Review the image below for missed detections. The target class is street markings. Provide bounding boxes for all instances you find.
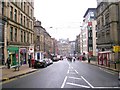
[66,82,90,88]
[94,87,120,88]
[61,76,68,88]
[67,70,69,74]
[75,70,78,74]
[61,61,94,88]
[62,61,120,88]
[81,76,94,88]
[68,76,82,80]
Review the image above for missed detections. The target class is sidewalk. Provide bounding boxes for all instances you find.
[82,60,119,72]
[0,64,38,82]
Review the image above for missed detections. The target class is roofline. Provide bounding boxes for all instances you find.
[83,8,96,18]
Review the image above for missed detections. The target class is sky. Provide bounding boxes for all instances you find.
[34,0,97,41]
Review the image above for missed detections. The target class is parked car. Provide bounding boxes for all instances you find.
[52,55,59,62]
[34,59,47,68]
[60,56,63,60]
[43,58,53,65]
[48,59,53,64]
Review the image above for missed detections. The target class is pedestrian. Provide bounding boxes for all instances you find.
[31,58,35,68]
[28,55,31,67]
[7,57,11,69]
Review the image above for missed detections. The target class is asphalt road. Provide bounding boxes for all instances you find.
[2,58,120,88]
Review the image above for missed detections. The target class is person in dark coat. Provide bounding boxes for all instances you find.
[7,57,11,69]
[28,55,31,67]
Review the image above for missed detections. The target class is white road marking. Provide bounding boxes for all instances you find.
[99,67,116,75]
[66,82,90,88]
[94,87,120,88]
[75,70,79,74]
[67,70,69,74]
[68,76,82,80]
[67,62,70,67]
[81,76,94,88]
[61,76,68,88]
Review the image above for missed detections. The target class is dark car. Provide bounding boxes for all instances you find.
[34,59,47,68]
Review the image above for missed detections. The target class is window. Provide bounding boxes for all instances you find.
[24,31,26,42]
[10,27,13,41]
[15,1,17,5]
[105,11,109,25]
[27,18,29,27]
[21,1,23,10]
[24,16,25,26]
[24,2,26,12]
[27,32,29,43]
[37,36,39,41]
[30,21,32,29]
[14,9,17,22]
[15,28,17,41]
[10,6,13,19]
[21,30,23,42]
[27,5,29,15]
[31,9,32,17]
[31,33,32,43]
[21,14,22,25]
[2,2,4,15]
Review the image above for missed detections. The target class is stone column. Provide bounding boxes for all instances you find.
[4,22,7,64]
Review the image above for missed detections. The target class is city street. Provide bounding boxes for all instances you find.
[2,59,120,88]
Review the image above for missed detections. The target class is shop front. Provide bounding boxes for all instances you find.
[20,48,27,65]
[7,46,19,66]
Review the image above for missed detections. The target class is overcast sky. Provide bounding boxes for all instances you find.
[34,0,97,41]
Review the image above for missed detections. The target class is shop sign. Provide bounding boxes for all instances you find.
[29,45,34,53]
[113,46,120,52]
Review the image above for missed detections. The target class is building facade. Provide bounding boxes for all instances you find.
[75,34,81,56]
[57,38,70,57]
[34,20,53,58]
[96,1,120,66]
[81,8,96,58]
[2,0,34,66]
[51,38,58,56]
[69,41,76,57]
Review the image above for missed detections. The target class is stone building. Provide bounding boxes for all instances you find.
[57,38,70,57]
[51,38,58,55]
[34,20,45,53]
[2,0,34,65]
[75,34,81,56]
[34,20,53,58]
[96,1,120,62]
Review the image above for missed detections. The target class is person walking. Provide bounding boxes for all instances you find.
[28,55,31,67]
[7,57,11,69]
